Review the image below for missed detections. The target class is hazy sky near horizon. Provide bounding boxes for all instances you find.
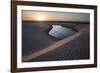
[22,10,90,22]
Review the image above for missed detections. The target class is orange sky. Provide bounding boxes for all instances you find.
[22,10,90,22]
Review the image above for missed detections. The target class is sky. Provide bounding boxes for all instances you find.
[22,10,90,22]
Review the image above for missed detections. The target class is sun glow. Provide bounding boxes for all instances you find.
[35,15,45,21]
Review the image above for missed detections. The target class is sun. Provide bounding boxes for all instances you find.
[35,15,45,21]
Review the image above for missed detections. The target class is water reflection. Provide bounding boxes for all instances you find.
[49,25,77,39]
